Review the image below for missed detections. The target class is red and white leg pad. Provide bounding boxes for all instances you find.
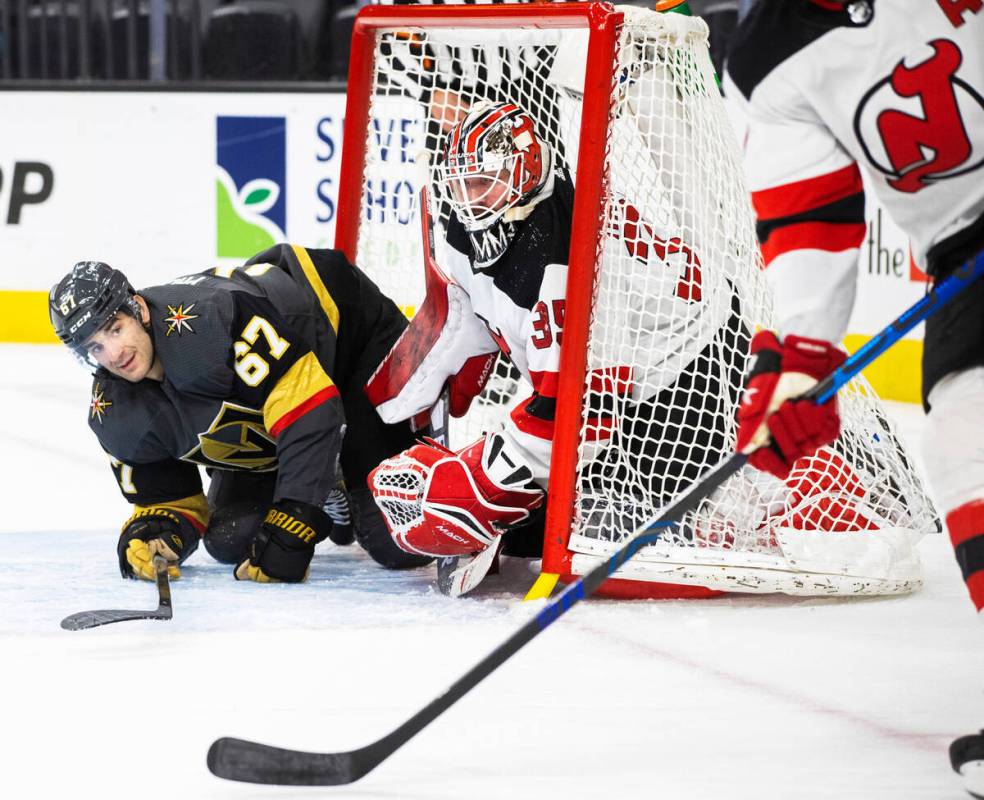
[369,433,544,558]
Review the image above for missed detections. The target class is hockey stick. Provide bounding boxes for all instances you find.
[207,251,984,786]
[60,555,173,630]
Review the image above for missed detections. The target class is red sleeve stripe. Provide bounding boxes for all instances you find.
[752,164,863,221]
[530,367,633,399]
[761,221,866,266]
[269,385,340,437]
[510,404,555,441]
[946,500,984,549]
[588,366,633,397]
[583,416,616,441]
[529,370,560,398]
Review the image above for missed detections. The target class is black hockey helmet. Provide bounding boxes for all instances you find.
[49,261,141,367]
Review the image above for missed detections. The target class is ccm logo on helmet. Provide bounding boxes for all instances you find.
[68,310,93,335]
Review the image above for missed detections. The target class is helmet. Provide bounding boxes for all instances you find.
[438,102,552,232]
[49,261,140,367]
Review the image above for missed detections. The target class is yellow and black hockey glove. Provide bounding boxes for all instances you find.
[234,500,333,583]
[117,508,199,580]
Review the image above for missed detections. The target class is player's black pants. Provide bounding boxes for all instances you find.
[922,213,984,409]
[503,295,747,558]
[203,470,428,570]
[580,297,746,522]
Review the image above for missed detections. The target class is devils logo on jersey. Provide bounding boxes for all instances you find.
[854,39,984,193]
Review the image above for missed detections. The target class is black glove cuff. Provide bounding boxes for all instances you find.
[245,532,314,583]
[242,501,333,582]
[117,508,199,578]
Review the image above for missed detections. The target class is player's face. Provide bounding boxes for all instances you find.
[83,298,159,382]
[447,165,514,226]
[454,167,512,209]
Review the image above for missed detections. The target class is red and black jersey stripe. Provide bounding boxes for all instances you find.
[752,164,867,266]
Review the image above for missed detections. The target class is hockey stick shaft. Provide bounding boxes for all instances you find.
[813,253,984,404]
[60,555,173,630]
[207,250,984,785]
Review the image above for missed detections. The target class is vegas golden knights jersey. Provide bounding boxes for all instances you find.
[90,244,410,531]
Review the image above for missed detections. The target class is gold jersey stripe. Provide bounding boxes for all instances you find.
[291,244,340,334]
[264,351,336,436]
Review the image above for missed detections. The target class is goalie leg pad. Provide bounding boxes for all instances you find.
[369,433,545,558]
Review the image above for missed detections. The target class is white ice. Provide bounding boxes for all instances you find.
[1,342,981,800]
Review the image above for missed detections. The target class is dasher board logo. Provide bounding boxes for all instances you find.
[216,116,287,258]
[854,39,984,194]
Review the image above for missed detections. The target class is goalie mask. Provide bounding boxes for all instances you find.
[49,261,142,369]
[438,102,553,267]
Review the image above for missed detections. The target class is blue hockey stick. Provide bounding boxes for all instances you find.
[207,250,984,786]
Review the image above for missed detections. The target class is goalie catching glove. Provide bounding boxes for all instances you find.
[234,500,333,583]
[736,331,846,479]
[368,433,544,557]
[117,508,199,580]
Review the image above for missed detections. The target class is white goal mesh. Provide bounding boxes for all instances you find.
[344,4,939,596]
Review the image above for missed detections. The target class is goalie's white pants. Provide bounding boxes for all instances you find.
[923,367,984,517]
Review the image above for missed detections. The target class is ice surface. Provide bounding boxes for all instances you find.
[1,343,981,799]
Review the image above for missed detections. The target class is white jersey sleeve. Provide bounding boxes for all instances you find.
[723,69,865,343]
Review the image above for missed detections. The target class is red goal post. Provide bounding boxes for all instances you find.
[337,2,623,593]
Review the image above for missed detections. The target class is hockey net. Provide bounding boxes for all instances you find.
[337,3,939,597]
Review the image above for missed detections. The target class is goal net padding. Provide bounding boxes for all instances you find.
[335,3,939,598]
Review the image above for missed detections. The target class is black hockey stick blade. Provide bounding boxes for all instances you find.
[60,556,173,630]
[207,738,379,786]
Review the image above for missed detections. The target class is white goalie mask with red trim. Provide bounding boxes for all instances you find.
[437,102,553,234]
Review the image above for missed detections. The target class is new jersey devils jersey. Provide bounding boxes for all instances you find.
[724,0,984,341]
[90,244,409,516]
[439,170,730,481]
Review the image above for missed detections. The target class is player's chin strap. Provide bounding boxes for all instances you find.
[206,250,984,788]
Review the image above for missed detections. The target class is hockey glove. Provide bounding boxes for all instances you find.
[735,331,846,479]
[117,508,199,580]
[368,433,545,557]
[234,500,332,583]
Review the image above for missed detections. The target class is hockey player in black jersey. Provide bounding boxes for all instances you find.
[49,244,431,583]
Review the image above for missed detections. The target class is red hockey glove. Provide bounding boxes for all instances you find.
[368,433,544,557]
[735,331,846,480]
